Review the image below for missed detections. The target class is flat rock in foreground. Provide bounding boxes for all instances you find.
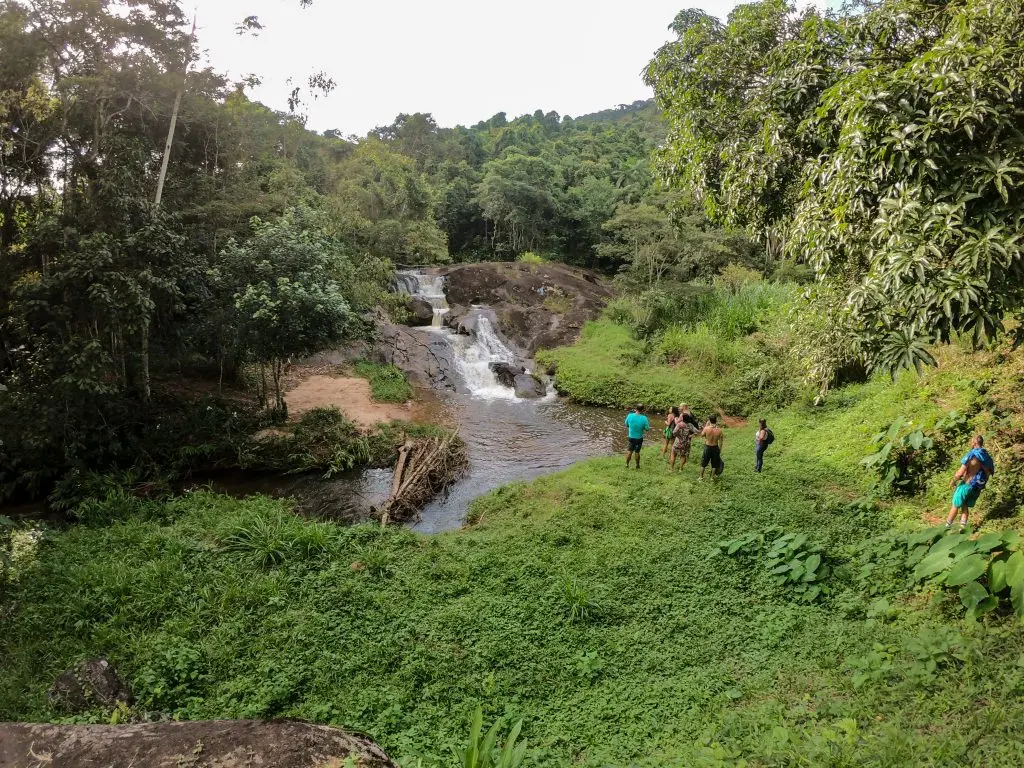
[0,720,398,768]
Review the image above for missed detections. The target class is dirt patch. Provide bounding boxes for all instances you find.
[285,374,420,430]
[0,720,397,768]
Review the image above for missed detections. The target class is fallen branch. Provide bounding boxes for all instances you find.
[380,434,467,525]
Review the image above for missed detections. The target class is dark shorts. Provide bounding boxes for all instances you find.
[701,445,721,469]
[628,438,644,452]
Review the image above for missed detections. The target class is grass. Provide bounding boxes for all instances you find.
[354,361,414,403]
[537,320,724,415]
[4,345,1024,766]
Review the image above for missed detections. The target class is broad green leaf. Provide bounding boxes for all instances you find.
[944,555,988,587]
[967,595,999,622]
[975,533,1004,552]
[928,534,967,556]
[958,580,988,609]
[1001,531,1022,550]
[914,551,956,581]
[1005,551,1024,589]
[804,553,822,573]
[989,558,1008,594]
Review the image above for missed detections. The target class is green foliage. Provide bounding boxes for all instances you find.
[516,252,546,265]
[911,528,1024,622]
[3,357,1024,764]
[648,0,1024,371]
[247,407,379,478]
[717,529,832,603]
[452,706,527,768]
[861,418,937,494]
[354,361,414,403]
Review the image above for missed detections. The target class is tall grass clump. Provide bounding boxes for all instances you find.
[354,361,414,403]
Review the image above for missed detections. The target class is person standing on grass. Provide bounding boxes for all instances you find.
[754,419,770,473]
[625,403,652,470]
[679,403,700,433]
[670,411,699,471]
[699,415,724,480]
[662,406,680,456]
[946,435,995,531]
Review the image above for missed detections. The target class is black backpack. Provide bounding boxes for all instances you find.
[765,428,775,446]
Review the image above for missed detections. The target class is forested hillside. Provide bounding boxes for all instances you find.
[1,0,752,504]
[5,0,1024,766]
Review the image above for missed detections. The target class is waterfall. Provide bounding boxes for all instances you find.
[448,315,520,400]
[396,271,521,399]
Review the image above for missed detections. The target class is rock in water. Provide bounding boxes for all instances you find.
[513,373,546,399]
[406,297,436,327]
[48,658,133,714]
[488,361,523,388]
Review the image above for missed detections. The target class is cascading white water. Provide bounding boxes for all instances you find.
[398,271,521,399]
[448,315,520,400]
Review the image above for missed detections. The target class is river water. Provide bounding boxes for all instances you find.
[205,273,629,532]
[398,271,627,532]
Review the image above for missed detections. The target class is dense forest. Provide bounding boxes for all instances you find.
[0,0,759,503]
[6,1,1024,765]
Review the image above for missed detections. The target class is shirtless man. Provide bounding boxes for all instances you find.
[699,414,724,480]
[946,435,995,531]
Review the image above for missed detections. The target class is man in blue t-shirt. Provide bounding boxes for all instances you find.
[946,435,995,530]
[624,404,652,469]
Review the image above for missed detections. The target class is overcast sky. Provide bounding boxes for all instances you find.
[190,1,832,136]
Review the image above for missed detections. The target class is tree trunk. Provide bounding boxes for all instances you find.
[140,319,151,403]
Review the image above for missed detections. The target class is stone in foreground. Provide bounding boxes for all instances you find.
[0,720,398,768]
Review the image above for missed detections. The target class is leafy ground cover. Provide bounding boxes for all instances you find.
[4,347,1024,766]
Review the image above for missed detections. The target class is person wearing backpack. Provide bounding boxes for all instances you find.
[755,419,774,473]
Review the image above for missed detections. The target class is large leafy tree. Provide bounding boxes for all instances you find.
[649,0,1024,374]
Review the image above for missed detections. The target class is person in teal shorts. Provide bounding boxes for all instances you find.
[946,435,995,531]
[624,404,652,470]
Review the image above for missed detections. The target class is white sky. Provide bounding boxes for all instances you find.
[190,1,831,136]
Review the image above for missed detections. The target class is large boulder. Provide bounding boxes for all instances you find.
[513,373,546,399]
[48,658,133,714]
[489,362,524,388]
[440,262,614,353]
[406,297,436,327]
[0,720,398,768]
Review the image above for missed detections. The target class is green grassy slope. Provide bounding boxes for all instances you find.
[4,347,1024,765]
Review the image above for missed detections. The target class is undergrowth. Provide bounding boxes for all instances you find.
[4,347,1024,765]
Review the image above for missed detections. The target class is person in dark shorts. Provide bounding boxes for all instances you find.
[699,415,724,480]
[624,404,652,469]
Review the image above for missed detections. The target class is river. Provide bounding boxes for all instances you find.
[199,272,630,532]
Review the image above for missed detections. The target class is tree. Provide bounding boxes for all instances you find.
[649,0,1024,375]
[219,209,355,412]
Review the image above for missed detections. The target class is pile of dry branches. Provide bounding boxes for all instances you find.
[379,434,468,525]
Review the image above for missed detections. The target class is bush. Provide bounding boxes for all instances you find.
[657,324,740,371]
[516,251,546,264]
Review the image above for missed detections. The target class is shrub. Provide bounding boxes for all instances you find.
[657,324,740,371]
[516,251,546,265]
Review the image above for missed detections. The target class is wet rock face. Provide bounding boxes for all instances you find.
[513,374,546,399]
[48,658,133,714]
[441,262,614,353]
[406,297,436,327]
[372,321,458,390]
[489,361,524,387]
